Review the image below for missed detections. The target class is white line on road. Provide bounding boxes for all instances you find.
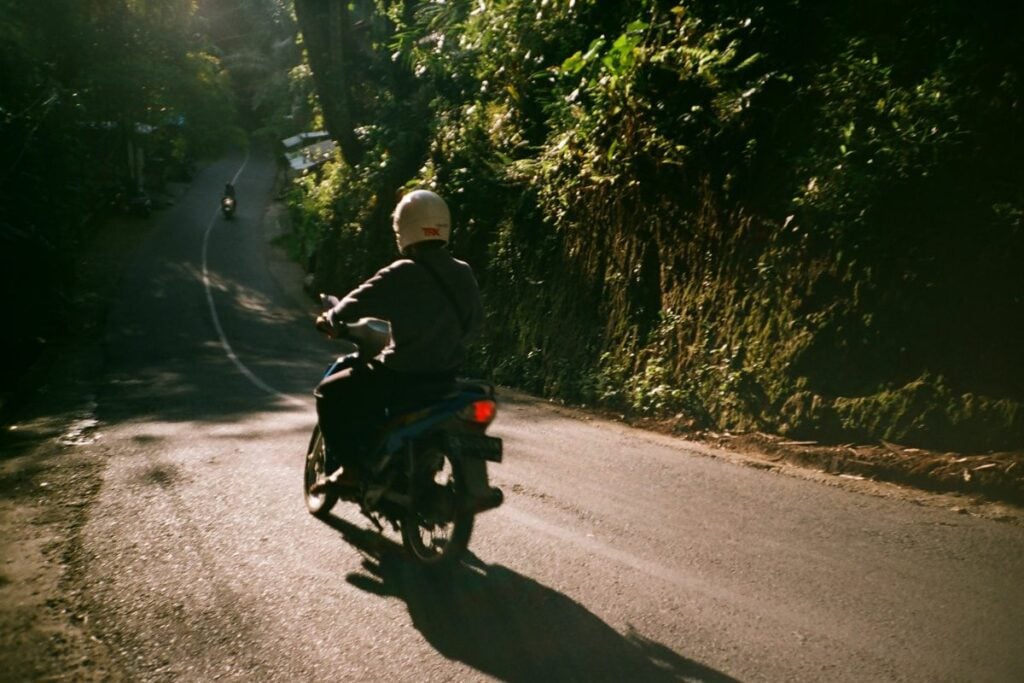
[201,150,306,408]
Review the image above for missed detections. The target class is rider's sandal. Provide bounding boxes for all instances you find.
[310,468,360,495]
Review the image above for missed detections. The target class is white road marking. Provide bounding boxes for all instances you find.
[201,150,305,408]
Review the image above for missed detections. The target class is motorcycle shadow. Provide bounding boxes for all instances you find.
[322,514,739,683]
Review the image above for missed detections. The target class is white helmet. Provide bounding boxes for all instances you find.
[392,189,450,252]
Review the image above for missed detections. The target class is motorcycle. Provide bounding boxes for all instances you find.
[303,296,504,566]
[221,195,236,219]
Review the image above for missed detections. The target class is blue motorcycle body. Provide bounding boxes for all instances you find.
[304,352,503,565]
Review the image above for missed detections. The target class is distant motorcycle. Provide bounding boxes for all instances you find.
[304,295,504,566]
[221,195,236,219]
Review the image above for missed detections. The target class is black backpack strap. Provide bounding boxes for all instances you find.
[416,258,469,334]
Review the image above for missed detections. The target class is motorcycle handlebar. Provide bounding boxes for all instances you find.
[315,314,337,338]
[314,294,334,336]
[316,294,390,355]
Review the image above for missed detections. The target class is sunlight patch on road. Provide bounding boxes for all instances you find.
[56,397,102,447]
[499,505,715,594]
[498,503,873,650]
[202,268,299,326]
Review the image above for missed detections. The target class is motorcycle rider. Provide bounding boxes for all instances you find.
[312,189,484,491]
[221,182,236,216]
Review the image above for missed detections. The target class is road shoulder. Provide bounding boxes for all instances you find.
[498,389,1024,525]
[0,210,161,679]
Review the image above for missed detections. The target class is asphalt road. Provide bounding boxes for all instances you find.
[58,153,1024,681]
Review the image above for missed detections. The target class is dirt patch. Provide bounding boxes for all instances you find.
[626,416,1024,514]
[728,433,1022,502]
[0,207,162,680]
[0,439,125,681]
[499,389,1024,516]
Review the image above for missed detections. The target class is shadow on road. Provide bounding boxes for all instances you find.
[322,514,740,683]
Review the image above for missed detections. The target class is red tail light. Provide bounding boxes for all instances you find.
[459,399,496,425]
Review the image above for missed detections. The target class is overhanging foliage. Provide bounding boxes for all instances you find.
[290,0,1024,450]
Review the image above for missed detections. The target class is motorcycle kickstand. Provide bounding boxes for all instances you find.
[358,505,385,534]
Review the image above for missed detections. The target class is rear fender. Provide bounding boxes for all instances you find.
[380,404,465,456]
[459,457,492,498]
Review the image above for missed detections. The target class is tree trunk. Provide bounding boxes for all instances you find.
[293,0,365,165]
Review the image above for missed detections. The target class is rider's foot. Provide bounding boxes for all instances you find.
[334,468,360,488]
[310,467,360,495]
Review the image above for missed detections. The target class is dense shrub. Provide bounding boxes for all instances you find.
[1,0,248,391]
[291,0,1024,450]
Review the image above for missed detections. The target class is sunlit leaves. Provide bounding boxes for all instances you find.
[287,0,1024,444]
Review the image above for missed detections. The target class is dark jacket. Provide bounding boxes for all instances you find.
[328,247,484,374]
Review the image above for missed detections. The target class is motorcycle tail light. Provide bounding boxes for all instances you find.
[459,399,496,425]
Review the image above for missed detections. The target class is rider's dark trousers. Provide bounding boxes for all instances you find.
[315,360,391,472]
[314,360,452,473]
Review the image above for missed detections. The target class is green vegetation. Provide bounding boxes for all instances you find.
[0,0,298,395]
[288,1,1023,452]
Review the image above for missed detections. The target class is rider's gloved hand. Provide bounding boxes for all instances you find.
[315,313,337,338]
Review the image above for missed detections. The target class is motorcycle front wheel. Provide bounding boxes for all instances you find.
[401,452,474,566]
[304,426,338,518]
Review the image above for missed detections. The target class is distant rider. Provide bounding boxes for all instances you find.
[312,189,484,490]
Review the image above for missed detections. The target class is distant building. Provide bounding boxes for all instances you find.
[281,131,338,174]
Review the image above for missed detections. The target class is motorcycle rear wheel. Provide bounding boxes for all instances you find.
[401,453,474,566]
[304,426,338,518]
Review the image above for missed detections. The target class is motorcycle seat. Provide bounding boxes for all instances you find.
[387,379,458,417]
[382,378,494,427]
